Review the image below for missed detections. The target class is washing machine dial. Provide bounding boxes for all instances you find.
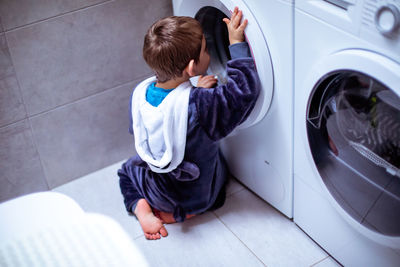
[374,4,400,37]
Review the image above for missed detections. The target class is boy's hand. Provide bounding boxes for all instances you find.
[223,7,248,45]
[197,75,217,88]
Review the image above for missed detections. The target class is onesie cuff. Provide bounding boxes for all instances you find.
[229,42,251,59]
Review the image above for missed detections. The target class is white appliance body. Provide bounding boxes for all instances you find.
[172,0,294,218]
[294,0,400,266]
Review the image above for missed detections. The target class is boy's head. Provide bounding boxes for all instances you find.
[143,16,205,83]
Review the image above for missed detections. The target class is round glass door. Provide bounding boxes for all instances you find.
[174,0,274,129]
[307,70,400,236]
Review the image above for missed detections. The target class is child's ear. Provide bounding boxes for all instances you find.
[184,59,196,77]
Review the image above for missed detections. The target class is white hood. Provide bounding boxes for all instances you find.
[131,76,192,173]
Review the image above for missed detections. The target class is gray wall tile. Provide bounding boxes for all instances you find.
[0,33,27,126]
[0,33,14,78]
[30,79,142,188]
[7,0,171,116]
[0,75,26,126]
[0,0,109,30]
[0,120,48,202]
[1,0,172,199]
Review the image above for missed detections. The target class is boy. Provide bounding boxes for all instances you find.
[118,7,260,240]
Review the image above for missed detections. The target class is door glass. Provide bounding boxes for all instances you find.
[307,71,400,236]
[195,6,231,84]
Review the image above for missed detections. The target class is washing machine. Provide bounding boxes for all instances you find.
[294,0,400,266]
[172,0,294,218]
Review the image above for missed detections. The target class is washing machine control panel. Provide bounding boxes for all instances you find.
[363,0,400,38]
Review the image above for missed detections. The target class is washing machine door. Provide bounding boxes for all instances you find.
[173,0,274,129]
[304,49,400,249]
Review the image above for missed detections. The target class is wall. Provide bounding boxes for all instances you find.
[0,0,172,202]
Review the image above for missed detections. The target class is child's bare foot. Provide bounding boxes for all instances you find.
[134,199,168,240]
[153,208,196,224]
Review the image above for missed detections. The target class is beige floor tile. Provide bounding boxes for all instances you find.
[134,212,265,267]
[53,160,144,239]
[215,189,328,267]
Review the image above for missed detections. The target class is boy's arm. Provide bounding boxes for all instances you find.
[192,57,260,140]
[192,8,260,140]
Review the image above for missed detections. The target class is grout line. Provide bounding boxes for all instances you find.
[27,117,51,190]
[226,177,248,198]
[4,0,113,33]
[30,73,152,119]
[309,255,329,267]
[310,255,343,267]
[226,187,245,198]
[213,211,267,267]
[0,73,152,129]
[294,222,344,267]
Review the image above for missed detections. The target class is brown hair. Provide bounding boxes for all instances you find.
[143,16,203,83]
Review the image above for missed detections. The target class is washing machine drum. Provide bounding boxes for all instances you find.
[307,70,400,237]
[174,0,274,129]
[195,6,231,84]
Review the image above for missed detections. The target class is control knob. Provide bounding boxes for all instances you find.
[374,4,400,37]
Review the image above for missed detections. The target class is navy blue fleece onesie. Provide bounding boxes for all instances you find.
[118,42,260,222]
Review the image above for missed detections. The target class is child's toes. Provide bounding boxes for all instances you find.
[149,232,162,240]
[145,233,155,240]
[160,226,168,237]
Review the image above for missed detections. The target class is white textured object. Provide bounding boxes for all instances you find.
[0,192,148,267]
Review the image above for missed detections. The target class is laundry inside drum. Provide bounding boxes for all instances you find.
[333,74,400,177]
[306,70,400,236]
[195,6,231,84]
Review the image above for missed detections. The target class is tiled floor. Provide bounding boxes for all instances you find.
[53,160,342,267]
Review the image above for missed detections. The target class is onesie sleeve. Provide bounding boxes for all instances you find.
[229,42,251,59]
[191,52,261,141]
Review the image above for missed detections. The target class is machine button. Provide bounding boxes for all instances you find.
[374,4,400,37]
